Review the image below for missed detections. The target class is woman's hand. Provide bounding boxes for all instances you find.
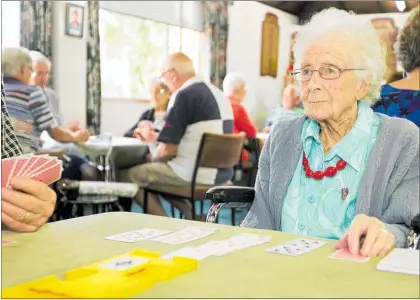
[1,177,56,232]
[336,214,395,257]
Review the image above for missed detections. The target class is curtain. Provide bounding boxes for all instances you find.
[20,1,53,87]
[203,1,229,90]
[86,0,102,135]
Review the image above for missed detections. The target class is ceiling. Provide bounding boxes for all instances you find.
[258,1,419,22]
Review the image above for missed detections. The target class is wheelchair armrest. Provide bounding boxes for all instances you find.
[205,186,255,204]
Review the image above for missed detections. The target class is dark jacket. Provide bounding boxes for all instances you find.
[124,109,155,137]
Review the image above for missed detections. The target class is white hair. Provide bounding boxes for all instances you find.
[30,51,51,68]
[293,8,387,105]
[1,46,32,77]
[223,73,246,95]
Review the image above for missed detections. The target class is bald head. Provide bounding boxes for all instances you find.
[165,52,195,75]
[162,52,196,92]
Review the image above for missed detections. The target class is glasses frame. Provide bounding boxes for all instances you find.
[291,66,365,82]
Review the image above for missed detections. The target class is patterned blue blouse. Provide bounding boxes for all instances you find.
[373,84,420,127]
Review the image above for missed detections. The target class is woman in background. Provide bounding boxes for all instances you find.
[373,6,420,127]
[263,84,304,133]
[124,77,171,137]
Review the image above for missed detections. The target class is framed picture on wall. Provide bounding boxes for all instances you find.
[65,3,84,38]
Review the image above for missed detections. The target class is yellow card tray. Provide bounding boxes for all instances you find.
[2,249,198,298]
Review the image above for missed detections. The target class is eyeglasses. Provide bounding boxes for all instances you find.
[160,68,175,80]
[291,65,365,82]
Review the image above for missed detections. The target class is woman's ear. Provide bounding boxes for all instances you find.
[355,79,369,100]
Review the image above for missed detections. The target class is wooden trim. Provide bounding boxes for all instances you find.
[102,97,151,104]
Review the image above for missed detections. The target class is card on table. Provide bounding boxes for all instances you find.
[266,238,327,257]
[105,228,172,243]
[151,226,217,245]
[212,233,271,256]
[162,246,212,261]
[1,154,63,187]
[328,248,370,263]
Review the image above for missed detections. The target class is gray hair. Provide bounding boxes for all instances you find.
[223,73,246,95]
[1,46,32,77]
[30,51,51,69]
[396,6,420,73]
[293,8,387,106]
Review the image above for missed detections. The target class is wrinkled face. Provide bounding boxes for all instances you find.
[297,32,369,122]
[31,61,49,89]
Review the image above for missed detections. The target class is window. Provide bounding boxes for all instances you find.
[99,9,203,99]
[1,0,21,47]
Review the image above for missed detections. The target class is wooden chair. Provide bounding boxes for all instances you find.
[143,133,245,220]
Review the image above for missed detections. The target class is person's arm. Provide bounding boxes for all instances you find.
[382,129,419,248]
[236,105,258,138]
[153,90,190,162]
[124,109,153,137]
[240,130,275,229]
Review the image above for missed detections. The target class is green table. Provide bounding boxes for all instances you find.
[2,212,419,298]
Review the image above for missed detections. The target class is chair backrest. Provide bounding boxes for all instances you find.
[195,133,245,169]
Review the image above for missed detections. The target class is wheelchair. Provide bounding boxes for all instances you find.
[204,186,420,250]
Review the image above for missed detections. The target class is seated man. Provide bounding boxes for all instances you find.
[122,53,234,218]
[29,51,100,181]
[2,47,89,157]
[1,80,56,232]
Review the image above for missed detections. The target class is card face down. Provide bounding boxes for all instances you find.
[328,248,370,263]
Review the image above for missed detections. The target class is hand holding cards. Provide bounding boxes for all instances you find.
[1,154,63,187]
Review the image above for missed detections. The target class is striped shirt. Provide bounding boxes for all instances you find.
[3,77,57,153]
[1,80,23,159]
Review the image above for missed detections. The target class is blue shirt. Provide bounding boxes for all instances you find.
[281,102,380,239]
[266,106,304,127]
[373,84,420,127]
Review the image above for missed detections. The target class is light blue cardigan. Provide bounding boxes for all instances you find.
[242,114,420,248]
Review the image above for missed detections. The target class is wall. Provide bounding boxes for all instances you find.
[12,2,407,134]
[227,1,299,128]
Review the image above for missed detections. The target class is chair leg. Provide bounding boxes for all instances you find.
[171,205,176,217]
[231,208,236,226]
[190,198,196,220]
[143,189,148,214]
[200,201,204,214]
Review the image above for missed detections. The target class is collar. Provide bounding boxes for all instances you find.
[303,102,375,171]
[2,77,24,85]
[179,75,203,91]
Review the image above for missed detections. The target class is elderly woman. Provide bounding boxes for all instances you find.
[223,73,258,161]
[124,77,171,138]
[263,84,304,132]
[241,8,419,258]
[373,6,420,127]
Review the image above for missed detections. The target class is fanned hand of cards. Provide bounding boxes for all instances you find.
[1,154,63,187]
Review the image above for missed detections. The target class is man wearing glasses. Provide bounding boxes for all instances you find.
[123,53,234,218]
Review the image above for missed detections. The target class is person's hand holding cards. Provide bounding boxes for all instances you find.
[335,214,395,258]
[1,177,56,232]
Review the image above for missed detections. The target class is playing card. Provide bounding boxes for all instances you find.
[1,159,15,187]
[2,240,16,246]
[213,233,271,256]
[266,238,327,257]
[19,155,50,177]
[99,256,149,271]
[162,246,212,261]
[105,228,171,243]
[28,162,62,185]
[23,156,57,177]
[9,157,32,183]
[328,248,370,263]
[151,226,217,245]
